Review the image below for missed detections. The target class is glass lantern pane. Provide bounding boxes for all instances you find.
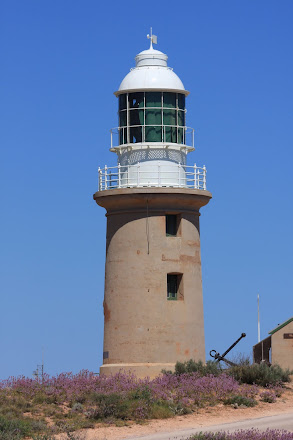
[164,126,177,143]
[163,109,176,126]
[119,127,127,145]
[163,92,176,108]
[178,94,185,110]
[145,126,162,142]
[119,94,127,110]
[145,92,161,107]
[145,108,161,125]
[129,109,144,126]
[178,110,185,127]
[130,126,142,143]
[119,110,127,127]
[178,127,184,144]
[128,92,144,108]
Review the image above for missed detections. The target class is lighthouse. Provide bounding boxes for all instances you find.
[94,32,212,378]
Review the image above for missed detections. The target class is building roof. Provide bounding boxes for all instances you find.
[115,43,188,96]
[269,317,293,335]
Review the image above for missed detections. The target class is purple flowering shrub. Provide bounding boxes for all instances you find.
[0,370,285,436]
[0,371,241,408]
[188,429,293,440]
[260,390,277,403]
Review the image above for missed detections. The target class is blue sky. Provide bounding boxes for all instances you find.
[1,0,292,379]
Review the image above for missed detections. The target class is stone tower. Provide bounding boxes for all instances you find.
[94,33,212,378]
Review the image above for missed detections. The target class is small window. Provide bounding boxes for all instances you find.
[167,274,183,300]
[166,214,179,236]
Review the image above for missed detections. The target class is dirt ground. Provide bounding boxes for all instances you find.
[59,383,293,440]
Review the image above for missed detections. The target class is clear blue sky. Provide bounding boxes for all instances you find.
[1,0,292,379]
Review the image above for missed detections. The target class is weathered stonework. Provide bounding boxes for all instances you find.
[94,187,212,378]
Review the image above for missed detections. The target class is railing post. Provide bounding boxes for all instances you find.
[98,167,102,191]
[158,162,161,187]
[194,163,197,189]
[178,162,181,187]
[137,162,140,187]
[203,165,206,190]
[118,163,121,188]
[105,165,108,190]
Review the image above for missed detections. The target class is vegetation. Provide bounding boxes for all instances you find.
[223,395,257,407]
[228,363,292,387]
[0,359,290,438]
[169,360,222,376]
[167,359,291,388]
[187,430,293,440]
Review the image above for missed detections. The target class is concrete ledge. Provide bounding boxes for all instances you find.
[93,187,212,212]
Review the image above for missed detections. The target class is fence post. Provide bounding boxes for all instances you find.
[203,165,206,190]
[194,163,197,189]
[98,167,102,191]
[105,165,108,190]
[118,163,121,188]
[158,162,161,187]
[137,162,140,187]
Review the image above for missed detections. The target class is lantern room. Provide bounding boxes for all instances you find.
[98,32,207,191]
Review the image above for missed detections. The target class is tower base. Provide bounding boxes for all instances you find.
[100,363,175,379]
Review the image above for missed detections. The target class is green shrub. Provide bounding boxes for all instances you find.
[129,386,152,402]
[228,363,292,386]
[86,393,130,420]
[224,395,257,407]
[0,415,32,438]
[148,402,173,419]
[70,403,83,413]
[174,360,222,376]
[33,393,58,405]
[260,390,276,403]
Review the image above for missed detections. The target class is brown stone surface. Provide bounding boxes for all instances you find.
[94,188,212,378]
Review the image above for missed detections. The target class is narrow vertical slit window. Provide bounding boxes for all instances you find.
[167,274,183,300]
[166,214,179,236]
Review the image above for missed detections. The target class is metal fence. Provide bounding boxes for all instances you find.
[110,126,195,149]
[97,163,207,191]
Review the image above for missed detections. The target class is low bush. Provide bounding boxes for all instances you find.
[228,363,292,386]
[0,415,33,439]
[187,429,293,440]
[260,390,277,403]
[223,395,257,407]
[173,360,222,376]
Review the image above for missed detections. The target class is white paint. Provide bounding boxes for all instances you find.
[116,45,188,95]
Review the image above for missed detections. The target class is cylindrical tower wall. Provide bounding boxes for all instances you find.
[94,188,211,377]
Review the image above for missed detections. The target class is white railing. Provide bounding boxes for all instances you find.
[110,126,195,149]
[97,163,207,191]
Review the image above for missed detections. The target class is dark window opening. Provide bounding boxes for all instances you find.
[166,214,179,236]
[167,274,183,300]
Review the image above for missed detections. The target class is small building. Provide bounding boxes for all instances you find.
[253,317,293,371]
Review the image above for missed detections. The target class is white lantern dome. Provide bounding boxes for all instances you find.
[115,46,188,96]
